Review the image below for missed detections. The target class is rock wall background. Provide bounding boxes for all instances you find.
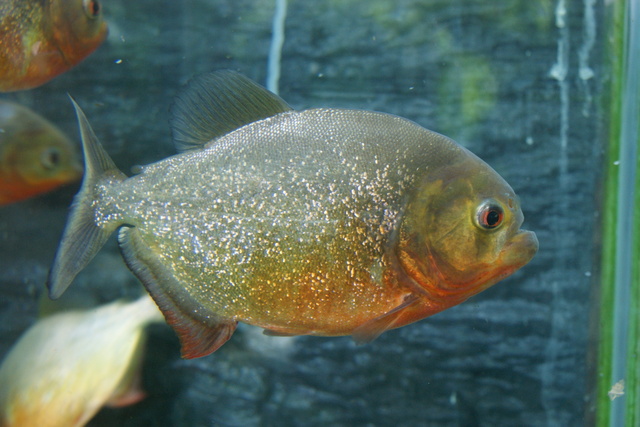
[0,0,606,425]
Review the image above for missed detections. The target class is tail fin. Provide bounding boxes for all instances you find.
[47,98,127,299]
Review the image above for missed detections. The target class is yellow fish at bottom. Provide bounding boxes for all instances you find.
[0,295,162,427]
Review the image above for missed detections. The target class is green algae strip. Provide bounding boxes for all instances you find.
[597,0,640,425]
[627,10,640,422]
[629,150,640,424]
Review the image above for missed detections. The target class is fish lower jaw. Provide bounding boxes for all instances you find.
[504,229,539,260]
[421,262,520,304]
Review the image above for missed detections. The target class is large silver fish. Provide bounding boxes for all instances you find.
[48,71,538,358]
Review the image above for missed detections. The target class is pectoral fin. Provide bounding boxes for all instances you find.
[118,227,237,359]
[352,295,421,344]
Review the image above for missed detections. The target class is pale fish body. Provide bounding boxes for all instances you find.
[48,71,538,358]
[0,100,82,205]
[0,295,162,427]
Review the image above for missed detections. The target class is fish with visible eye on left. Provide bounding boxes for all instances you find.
[0,0,108,92]
[0,100,82,205]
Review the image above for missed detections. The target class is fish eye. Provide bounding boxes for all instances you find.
[476,201,504,230]
[83,0,101,18]
[41,148,61,170]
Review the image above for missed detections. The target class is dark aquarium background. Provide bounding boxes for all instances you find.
[1,0,622,425]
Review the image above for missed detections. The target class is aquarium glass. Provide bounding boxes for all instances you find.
[0,0,637,426]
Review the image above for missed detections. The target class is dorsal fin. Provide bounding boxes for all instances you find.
[169,70,293,153]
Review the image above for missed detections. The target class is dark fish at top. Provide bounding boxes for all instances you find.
[0,0,107,92]
[48,71,538,358]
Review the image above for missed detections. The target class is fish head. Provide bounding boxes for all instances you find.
[397,152,538,304]
[10,129,83,189]
[48,0,108,65]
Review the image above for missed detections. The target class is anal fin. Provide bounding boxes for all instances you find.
[118,226,237,359]
[352,294,421,345]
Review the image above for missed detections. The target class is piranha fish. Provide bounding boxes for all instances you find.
[0,294,163,427]
[0,0,107,92]
[48,71,538,359]
[0,101,82,205]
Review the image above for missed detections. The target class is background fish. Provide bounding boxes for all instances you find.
[0,294,163,427]
[0,0,107,92]
[0,100,82,205]
[48,71,538,359]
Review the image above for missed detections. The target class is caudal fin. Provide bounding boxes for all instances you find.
[47,98,126,299]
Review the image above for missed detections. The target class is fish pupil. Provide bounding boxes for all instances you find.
[41,148,61,170]
[476,202,504,230]
[485,210,501,227]
[84,0,101,17]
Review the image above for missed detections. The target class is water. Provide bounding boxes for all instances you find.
[0,0,627,425]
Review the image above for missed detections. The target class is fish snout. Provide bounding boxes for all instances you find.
[505,229,538,264]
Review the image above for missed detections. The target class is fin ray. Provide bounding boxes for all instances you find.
[47,98,126,299]
[352,295,421,344]
[118,227,237,358]
[169,70,293,153]
[106,372,147,408]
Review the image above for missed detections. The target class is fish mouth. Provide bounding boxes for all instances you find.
[454,229,538,297]
[430,228,538,300]
[503,229,538,265]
